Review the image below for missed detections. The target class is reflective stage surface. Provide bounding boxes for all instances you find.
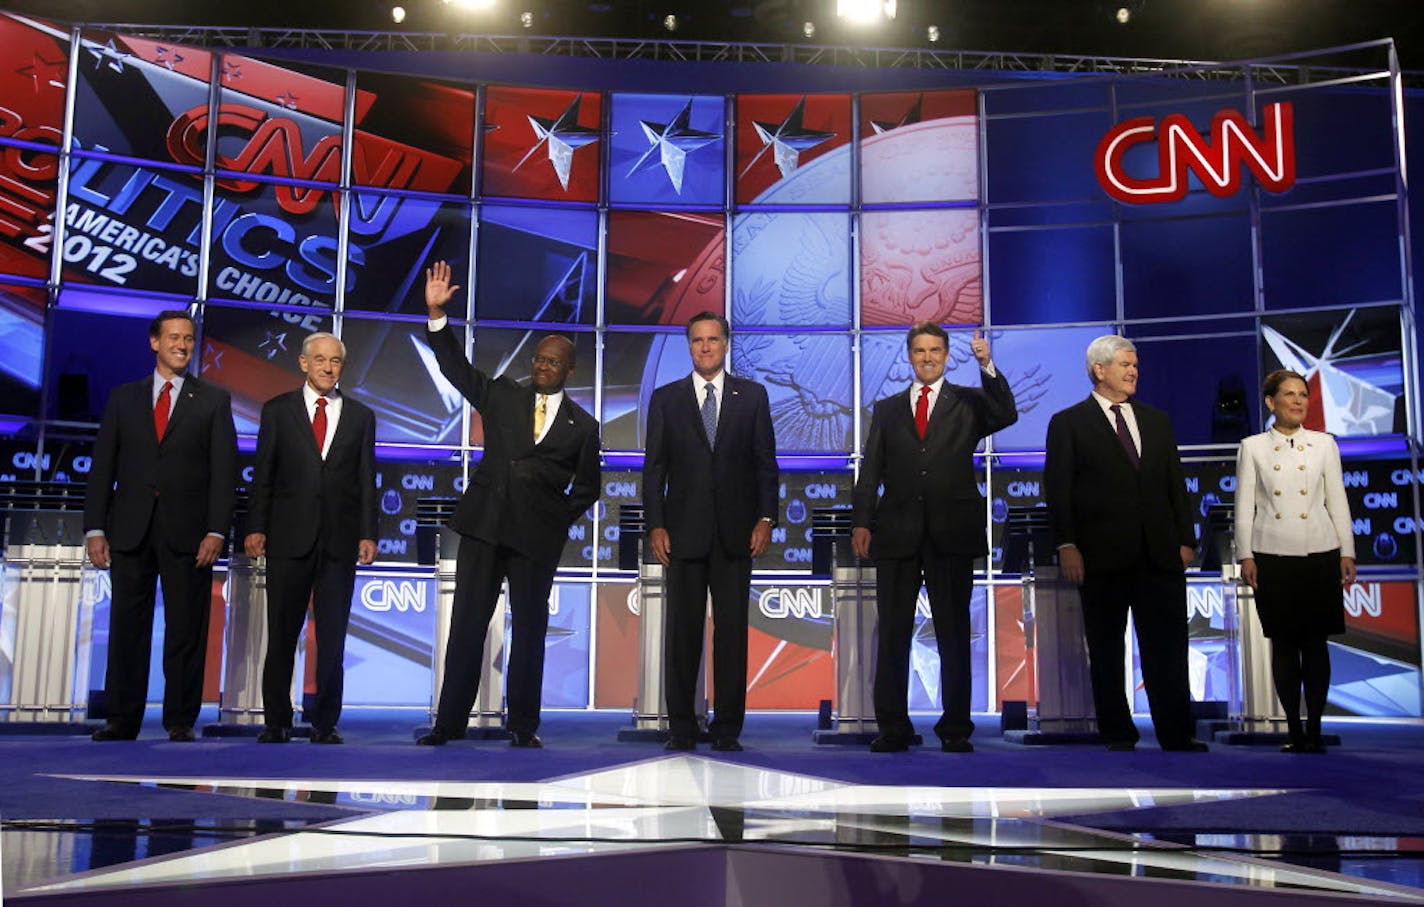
[7,756,1424,901]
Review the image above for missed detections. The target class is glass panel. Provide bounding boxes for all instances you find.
[1122,212,1254,318]
[212,54,350,186]
[0,280,46,419]
[201,303,333,432]
[482,87,602,203]
[732,211,850,327]
[73,27,214,164]
[1133,332,1261,445]
[608,93,725,206]
[984,110,1115,204]
[735,93,850,206]
[474,204,597,323]
[732,331,852,453]
[861,209,980,327]
[1262,202,1403,310]
[352,71,475,196]
[988,225,1117,325]
[345,192,472,318]
[606,210,723,326]
[207,176,342,310]
[339,315,465,446]
[860,89,978,205]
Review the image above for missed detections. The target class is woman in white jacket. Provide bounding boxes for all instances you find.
[1234,370,1356,754]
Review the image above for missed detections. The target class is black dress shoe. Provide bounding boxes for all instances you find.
[416,727,449,746]
[310,728,344,745]
[940,736,974,753]
[1162,739,1209,752]
[92,723,138,742]
[167,726,196,743]
[664,734,696,751]
[510,732,543,748]
[869,736,909,753]
[1282,738,1327,754]
[710,737,743,752]
[257,726,292,744]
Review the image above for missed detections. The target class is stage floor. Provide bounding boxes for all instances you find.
[4,710,1423,904]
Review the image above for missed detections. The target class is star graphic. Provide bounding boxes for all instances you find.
[512,94,600,191]
[742,96,836,181]
[26,759,1392,900]
[201,341,224,374]
[222,60,243,82]
[1261,310,1396,435]
[626,98,720,194]
[275,90,300,110]
[870,94,923,135]
[86,38,130,74]
[16,51,66,93]
[258,329,289,361]
[154,45,185,71]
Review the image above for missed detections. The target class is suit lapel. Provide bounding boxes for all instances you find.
[161,375,199,442]
[926,383,961,437]
[288,391,322,459]
[1083,396,1138,469]
[682,375,713,451]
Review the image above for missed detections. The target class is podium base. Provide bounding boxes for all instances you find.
[0,720,101,736]
[412,725,512,742]
[812,729,920,746]
[202,723,312,739]
[1214,727,1343,747]
[1003,729,1101,746]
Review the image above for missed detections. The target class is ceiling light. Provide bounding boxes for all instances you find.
[1116,7,1131,24]
[927,24,940,43]
[663,14,679,32]
[391,5,406,23]
[802,20,816,38]
[442,0,497,11]
[520,10,534,27]
[836,0,896,24]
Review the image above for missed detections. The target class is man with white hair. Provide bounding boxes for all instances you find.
[1043,334,1206,752]
[245,331,378,745]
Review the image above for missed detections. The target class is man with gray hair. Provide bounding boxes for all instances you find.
[245,330,378,744]
[1043,334,1206,752]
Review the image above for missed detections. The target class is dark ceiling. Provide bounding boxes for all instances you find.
[3,0,1423,70]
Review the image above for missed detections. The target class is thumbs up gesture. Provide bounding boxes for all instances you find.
[970,329,991,366]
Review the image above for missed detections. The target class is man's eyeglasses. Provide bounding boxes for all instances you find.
[531,355,566,369]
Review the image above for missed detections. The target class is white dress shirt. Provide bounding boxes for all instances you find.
[693,370,725,424]
[1090,390,1141,456]
[152,371,185,415]
[533,390,564,444]
[1233,427,1355,559]
[303,383,342,460]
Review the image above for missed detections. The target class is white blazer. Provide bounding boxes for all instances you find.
[1233,428,1355,560]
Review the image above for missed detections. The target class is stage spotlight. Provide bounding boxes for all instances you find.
[1116,6,1131,24]
[520,10,534,27]
[836,0,896,24]
[442,0,497,11]
[391,5,406,23]
[927,24,940,43]
[663,13,678,32]
[803,20,816,38]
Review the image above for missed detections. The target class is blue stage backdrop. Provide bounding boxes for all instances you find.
[0,11,1417,716]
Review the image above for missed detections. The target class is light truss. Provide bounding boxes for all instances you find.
[76,24,1412,86]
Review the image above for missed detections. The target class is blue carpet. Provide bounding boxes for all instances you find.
[3,709,1421,836]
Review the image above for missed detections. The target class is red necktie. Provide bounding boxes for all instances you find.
[313,397,328,454]
[153,380,172,441]
[915,384,931,439]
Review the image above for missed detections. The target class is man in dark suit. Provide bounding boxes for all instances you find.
[851,324,1016,753]
[1044,334,1207,752]
[244,332,378,745]
[644,311,778,753]
[84,310,237,742]
[416,260,601,748]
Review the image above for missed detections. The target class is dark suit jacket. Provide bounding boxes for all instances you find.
[852,369,1017,559]
[84,374,237,553]
[1044,395,1195,574]
[245,389,378,560]
[644,374,778,559]
[426,323,601,565]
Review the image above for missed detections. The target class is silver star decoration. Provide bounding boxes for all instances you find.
[201,341,224,373]
[742,96,836,181]
[871,94,923,135]
[222,60,243,82]
[275,90,300,110]
[513,94,600,191]
[154,45,185,71]
[626,98,720,194]
[87,38,130,74]
[24,759,1395,900]
[258,329,289,361]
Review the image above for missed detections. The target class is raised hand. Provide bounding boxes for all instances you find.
[970,328,991,366]
[425,260,461,317]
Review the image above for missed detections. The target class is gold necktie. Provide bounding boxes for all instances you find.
[534,395,547,441]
